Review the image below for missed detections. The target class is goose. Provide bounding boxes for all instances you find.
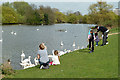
[37,29,39,31]
[60,41,63,46]
[21,50,25,62]
[34,57,39,66]
[72,42,75,47]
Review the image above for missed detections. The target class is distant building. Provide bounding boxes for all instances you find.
[113,8,120,15]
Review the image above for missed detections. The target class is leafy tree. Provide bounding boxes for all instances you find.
[66,14,78,24]
[87,1,117,27]
[13,2,30,16]
[55,11,66,23]
[44,13,49,25]
[2,6,18,24]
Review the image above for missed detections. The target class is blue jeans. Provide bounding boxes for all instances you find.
[96,42,98,45]
[38,59,50,67]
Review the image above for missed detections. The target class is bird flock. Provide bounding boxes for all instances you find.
[2,29,87,69]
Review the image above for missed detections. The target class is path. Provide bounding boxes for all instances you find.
[108,32,120,36]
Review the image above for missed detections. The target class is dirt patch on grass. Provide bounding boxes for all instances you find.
[108,32,120,36]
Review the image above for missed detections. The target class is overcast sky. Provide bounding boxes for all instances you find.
[1,0,119,2]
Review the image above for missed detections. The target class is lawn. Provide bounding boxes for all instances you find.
[3,32,118,78]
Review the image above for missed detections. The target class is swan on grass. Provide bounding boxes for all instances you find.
[34,57,39,66]
[20,51,35,69]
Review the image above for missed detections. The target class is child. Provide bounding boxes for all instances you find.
[88,28,92,50]
[52,50,60,65]
[95,32,99,46]
[89,30,94,53]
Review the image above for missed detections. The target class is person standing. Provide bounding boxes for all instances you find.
[89,30,94,53]
[95,26,109,46]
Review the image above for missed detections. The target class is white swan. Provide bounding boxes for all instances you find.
[34,57,39,66]
[60,41,63,46]
[65,30,67,32]
[21,50,25,62]
[2,30,3,33]
[0,39,2,42]
[72,42,75,47]
[13,32,17,35]
[37,29,39,31]
[11,31,14,34]
[21,56,31,64]
[81,46,84,49]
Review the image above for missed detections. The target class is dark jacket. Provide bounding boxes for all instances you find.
[90,33,94,40]
[97,26,108,34]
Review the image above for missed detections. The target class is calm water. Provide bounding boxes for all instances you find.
[2,24,91,70]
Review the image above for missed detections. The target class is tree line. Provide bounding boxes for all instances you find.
[1,1,119,27]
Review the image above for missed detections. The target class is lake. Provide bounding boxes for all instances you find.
[2,24,92,70]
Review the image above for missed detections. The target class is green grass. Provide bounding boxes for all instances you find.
[109,27,120,33]
[4,34,118,78]
[3,27,118,78]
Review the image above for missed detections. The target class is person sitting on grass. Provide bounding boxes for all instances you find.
[94,32,99,46]
[52,50,60,65]
[37,43,50,69]
[89,30,94,53]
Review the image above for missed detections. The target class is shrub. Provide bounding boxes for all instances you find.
[2,62,15,75]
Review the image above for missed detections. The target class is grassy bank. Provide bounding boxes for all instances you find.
[3,29,118,78]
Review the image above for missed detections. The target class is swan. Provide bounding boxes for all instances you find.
[65,30,67,32]
[37,29,39,31]
[21,50,25,62]
[0,39,2,42]
[81,46,84,49]
[2,30,3,33]
[77,46,80,49]
[60,41,63,46]
[11,31,14,34]
[72,42,75,47]
[21,56,31,64]
[34,57,39,66]
[13,32,17,35]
